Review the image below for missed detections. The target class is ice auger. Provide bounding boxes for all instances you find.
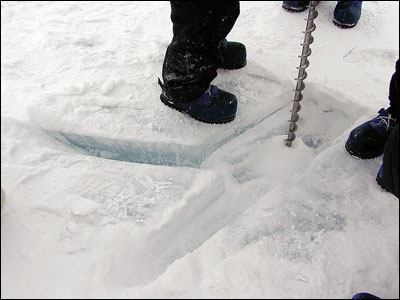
[285,1,319,147]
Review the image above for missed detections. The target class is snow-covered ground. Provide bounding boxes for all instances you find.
[1,1,399,298]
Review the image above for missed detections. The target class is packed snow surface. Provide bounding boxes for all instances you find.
[1,1,399,298]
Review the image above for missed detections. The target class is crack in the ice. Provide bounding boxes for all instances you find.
[48,102,288,168]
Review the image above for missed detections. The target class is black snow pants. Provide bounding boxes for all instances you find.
[382,59,399,198]
[161,1,240,103]
[383,124,399,198]
[388,60,399,121]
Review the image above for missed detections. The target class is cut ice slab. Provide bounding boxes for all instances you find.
[28,61,289,167]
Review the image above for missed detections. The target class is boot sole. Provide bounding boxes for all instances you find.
[333,19,358,29]
[220,61,247,70]
[345,142,382,160]
[160,94,236,124]
[282,4,309,12]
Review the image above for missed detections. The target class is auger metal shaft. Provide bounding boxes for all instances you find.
[285,1,318,147]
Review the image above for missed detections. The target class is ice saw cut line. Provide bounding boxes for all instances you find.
[285,1,318,147]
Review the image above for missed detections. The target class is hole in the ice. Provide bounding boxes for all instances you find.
[303,136,323,149]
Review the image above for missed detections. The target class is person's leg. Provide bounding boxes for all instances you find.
[161,1,240,104]
[345,59,399,158]
[377,124,399,198]
[388,59,399,121]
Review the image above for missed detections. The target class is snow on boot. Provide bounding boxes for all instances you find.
[220,39,247,70]
[282,1,310,12]
[345,108,398,159]
[333,1,362,28]
[159,79,237,124]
